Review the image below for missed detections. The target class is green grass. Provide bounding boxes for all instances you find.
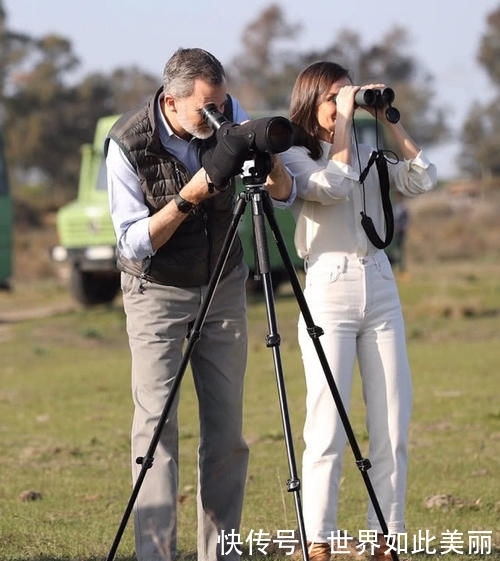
[0,260,499,560]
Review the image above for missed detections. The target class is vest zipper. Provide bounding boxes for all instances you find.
[173,161,211,279]
[173,162,184,192]
[201,208,211,281]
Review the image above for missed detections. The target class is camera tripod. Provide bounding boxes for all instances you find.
[106,161,399,561]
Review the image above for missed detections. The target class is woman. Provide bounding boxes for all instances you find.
[280,62,437,560]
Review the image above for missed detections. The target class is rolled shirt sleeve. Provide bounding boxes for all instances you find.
[106,139,154,260]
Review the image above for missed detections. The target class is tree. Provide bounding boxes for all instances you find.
[1,1,449,193]
[0,0,33,117]
[227,5,447,148]
[296,27,448,146]
[478,7,500,85]
[4,32,83,186]
[227,4,301,110]
[459,6,500,178]
[104,66,159,114]
[1,2,158,193]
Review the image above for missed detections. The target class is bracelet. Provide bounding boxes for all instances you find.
[205,171,215,194]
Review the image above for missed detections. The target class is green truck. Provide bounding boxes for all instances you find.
[51,115,302,306]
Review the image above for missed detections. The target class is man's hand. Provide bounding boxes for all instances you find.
[264,154,293,202]
[201,134,249,190]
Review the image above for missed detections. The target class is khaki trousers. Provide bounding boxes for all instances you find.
[121,263,249,561]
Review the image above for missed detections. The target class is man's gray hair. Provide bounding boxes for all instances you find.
[162,48,226,98]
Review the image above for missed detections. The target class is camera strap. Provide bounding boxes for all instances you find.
[359,150,394,249]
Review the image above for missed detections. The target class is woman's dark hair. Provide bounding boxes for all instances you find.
[289,61,351,160]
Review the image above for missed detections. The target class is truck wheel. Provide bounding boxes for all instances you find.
[70,267,120,306]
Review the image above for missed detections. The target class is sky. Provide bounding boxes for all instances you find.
[5,0,500,180]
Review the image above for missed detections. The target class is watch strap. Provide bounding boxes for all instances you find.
[174,194,196,214]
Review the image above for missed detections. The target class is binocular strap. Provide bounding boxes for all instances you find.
[359,150,394,250]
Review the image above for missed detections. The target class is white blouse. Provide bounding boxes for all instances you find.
[280,140,437,259]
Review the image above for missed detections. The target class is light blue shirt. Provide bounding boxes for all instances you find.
[106,95,296,260]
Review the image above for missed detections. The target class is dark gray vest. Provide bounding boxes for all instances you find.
[105,88,243,287]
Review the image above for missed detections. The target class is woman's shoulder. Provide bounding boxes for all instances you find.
[282,144,310,158]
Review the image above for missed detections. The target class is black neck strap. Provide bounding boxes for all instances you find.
[359,150,394,250]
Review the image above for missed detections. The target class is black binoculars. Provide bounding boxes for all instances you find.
[354,87,400,123]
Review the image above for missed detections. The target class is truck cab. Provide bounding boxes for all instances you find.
[51,116,121,305]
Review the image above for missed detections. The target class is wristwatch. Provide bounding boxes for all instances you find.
[174,194,196,214]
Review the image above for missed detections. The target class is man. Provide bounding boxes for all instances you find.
[105,47,294,561]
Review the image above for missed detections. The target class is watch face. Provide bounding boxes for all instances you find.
[175,194,195,213]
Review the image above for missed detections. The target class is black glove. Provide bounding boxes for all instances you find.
[201,133,249,191]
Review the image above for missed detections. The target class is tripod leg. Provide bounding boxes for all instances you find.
[262,193,400,561]
[106,194,249,561]
[249,189,310,561]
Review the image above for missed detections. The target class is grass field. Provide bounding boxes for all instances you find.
[0,257,499,561]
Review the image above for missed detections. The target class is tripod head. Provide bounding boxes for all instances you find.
[243,151,275,187]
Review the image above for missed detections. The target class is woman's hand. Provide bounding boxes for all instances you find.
[334,85,360,121]
[356,83,396,122]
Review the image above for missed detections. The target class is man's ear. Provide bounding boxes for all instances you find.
[164,94,177,113]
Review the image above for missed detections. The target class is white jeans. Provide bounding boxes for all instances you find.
[298,251,412,540]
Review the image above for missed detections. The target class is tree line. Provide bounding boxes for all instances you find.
[0,2,498,197]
